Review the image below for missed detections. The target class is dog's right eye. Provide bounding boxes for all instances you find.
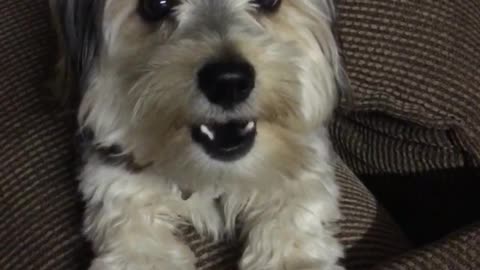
[138,0,177,22]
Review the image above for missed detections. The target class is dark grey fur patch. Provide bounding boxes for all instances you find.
[52,1,151,173]
[54,0,105,109]
[76,128,153,173]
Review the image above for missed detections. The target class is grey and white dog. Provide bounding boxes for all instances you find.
[50,0,346,269]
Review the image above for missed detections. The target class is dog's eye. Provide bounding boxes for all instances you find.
[253,0,282,12]
[138,0,177,22]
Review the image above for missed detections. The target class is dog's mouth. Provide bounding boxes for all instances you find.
[191,119,257,162]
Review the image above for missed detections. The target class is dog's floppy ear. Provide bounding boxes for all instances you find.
[327,1,351,104]
[50,0,105,110]
[304,0,351,101]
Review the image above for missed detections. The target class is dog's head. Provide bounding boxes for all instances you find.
[51,0,346,184]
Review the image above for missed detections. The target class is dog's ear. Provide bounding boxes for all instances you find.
[327,1,352,105]
[49,0,105,110]
[304,0,351,102]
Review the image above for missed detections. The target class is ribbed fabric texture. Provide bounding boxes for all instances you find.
[374,222,480,270]
[0,1,90,270]
[330,113,467,175]
[335,0,480,166]
[331,0,480,262]
[335,159,411,270]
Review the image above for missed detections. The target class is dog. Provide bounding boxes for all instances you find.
[50,0,347,269]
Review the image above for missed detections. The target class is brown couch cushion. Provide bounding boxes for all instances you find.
[331,113,469,175]
[0,1,90,270]
[332,0,480,245]
[336,159,411,269]
[335,0,480,165]
[374,222,480,270]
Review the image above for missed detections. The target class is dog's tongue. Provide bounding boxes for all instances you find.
[191,120,256,161]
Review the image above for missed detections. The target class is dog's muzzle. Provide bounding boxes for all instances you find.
[191,119,256,162]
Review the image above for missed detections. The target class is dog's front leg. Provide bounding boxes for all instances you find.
[239,184,344,270]
[86,200,196,270]
[86,201,196,270]
[81,167,196,270]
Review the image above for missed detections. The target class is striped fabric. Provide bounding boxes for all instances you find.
[334,0,480,169]
[332,0,480,246]
[335,159,411,270]
[0,1,91,270]
[330,113,468,175]
[374,222,480,270]
[330,0,480,263]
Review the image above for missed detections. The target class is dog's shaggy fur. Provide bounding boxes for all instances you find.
[50,0,346,269]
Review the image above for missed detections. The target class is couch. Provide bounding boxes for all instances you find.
[1,0,478,269]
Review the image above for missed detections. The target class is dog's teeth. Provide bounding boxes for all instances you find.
[244,121,256,133]
[200,125,215,141]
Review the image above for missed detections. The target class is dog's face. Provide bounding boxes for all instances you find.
[52,0,344,184]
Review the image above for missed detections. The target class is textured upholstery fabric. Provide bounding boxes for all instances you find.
[332,0,480,245]
[335,159,411,270]
[0,1,91,270]
[374,222,480,270]
[335,0,480,164]
[330,113,469,175]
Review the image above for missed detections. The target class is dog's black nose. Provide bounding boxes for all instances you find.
[197,60,255,109]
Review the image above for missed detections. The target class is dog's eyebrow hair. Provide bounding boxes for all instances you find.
[55,0,105,108]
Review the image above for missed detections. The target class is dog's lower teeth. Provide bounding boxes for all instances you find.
[200,125,215,140]
[243,121,256,133]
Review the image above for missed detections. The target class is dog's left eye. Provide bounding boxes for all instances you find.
[252,0,282,12]
[138,0,177,22]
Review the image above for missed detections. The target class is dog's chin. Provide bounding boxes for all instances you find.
[191,119,257,162]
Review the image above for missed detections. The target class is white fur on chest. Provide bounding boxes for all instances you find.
[80,140,338,237]
[79,134,342,270]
